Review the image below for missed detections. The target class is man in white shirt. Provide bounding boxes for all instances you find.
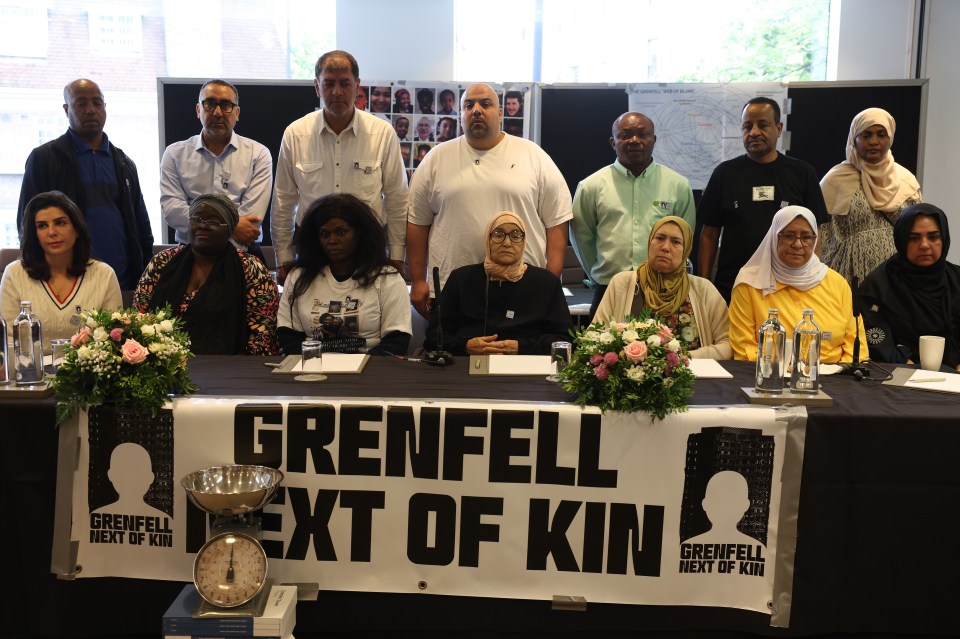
[271,50,409,280]
[407,83,572,319]
[160,79,272,252]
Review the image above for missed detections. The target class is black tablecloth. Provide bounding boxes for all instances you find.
[4,357,959,638]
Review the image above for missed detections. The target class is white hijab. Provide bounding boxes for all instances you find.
[733,206,829,297]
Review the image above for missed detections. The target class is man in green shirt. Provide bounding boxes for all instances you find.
[571,111,696,317]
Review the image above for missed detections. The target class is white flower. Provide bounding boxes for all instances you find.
[155,310,166,320]
[626,366,645,382]
[647,335,661,347]
[666,338,681,352]
[599,332,615,344]
[681,326,697,342]
[93,327,108,342]
[642,319,656,327]
[583,331,601,342]
[159,319,174,333]
[111,312,123,320]
[663,377,675,387]
[679,312,691,324]
[85,316,99,328]
[77,345,94,360]
[622,329,639,342]
[141,324,156,336]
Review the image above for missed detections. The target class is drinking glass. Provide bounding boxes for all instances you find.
[295,339,327,381]
[546,341,573,382]
[49,338,71,373]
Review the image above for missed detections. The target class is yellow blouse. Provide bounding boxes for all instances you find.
[728,269,868,363]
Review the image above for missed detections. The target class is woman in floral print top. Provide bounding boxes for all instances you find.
[134,194,279,355]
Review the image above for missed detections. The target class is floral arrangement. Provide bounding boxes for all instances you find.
[556,312,696,420]
[51,306,198,424]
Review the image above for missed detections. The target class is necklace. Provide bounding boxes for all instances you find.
[48,277,77,301]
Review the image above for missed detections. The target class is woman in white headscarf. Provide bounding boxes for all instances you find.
[728,206,867,363]
[819,107,922,285]
[424,212,572,355]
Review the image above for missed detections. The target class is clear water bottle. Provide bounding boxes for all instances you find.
[0,312,9,384]
[790,308,821,394]
[13,301,43,386]
[755,308,786,393]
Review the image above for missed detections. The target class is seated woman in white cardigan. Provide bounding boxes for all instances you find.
[592,216,732,359]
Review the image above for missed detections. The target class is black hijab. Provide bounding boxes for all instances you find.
[148,194,247,354]
[860,203,960,366]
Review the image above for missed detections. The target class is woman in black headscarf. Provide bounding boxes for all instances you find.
[859,203,960,369]
[134,193,279,355]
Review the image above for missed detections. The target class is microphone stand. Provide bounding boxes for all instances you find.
[423,266,454,366]
[841,275,871,380]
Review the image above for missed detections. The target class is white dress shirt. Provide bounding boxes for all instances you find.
[270,109,409,265]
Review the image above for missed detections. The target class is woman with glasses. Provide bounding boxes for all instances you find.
[819,108,922,286]
[424,212,572,355]
[728,206,866,362]
[858,203,960,369]
[276,193,411,355]
[2,191,121,353]
[591,216,731,359]
[134,193,279,355]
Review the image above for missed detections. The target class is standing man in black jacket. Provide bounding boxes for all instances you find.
[17,78,153,290]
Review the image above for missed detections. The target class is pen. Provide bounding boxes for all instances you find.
[909,377,946,383]
[263,362,282,368]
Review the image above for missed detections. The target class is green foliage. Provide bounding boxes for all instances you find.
[556,310,696,420]
[51,306,198,424]
[679,1,830,82]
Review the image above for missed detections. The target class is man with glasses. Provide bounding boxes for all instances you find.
[698,97,827,302]
[160,79,272,257]
[271,50,408,281]
[17,78,153,290]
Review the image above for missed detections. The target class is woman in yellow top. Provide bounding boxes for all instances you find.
[729,206,867,362]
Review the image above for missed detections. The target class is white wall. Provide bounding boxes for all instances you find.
[919,0,960,262]
[337,0,454,81]
[835,0,915,80]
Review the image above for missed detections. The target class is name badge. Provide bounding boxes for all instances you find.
[506,310,515,319]
[654,200,674,211]
[752,186,774,201]
[822,331,833,341]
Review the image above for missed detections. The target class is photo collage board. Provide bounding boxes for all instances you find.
[357,82,532,180]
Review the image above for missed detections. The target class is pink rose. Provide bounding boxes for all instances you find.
[667,351,680,367]
[658,325,674,341]
[603,351,619,366]
[594,364,609,381]
[590,353,603,366]
[121,339,148,365]
[623,340,648,362]
[71,327,92,347]
[109,328,124,342]
[681,355,690,366]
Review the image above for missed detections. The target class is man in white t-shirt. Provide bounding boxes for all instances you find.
[407,83,572,319]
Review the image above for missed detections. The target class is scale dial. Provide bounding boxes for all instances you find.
[193,532,268,608]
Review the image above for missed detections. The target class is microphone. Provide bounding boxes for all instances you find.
[840,276,870,379]
[423,266,454,366]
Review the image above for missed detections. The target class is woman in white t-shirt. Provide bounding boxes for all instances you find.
[277,193,411,355]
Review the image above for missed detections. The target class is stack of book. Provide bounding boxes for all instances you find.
[162,583,296,639]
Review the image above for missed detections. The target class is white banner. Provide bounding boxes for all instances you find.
[67,399,800,613]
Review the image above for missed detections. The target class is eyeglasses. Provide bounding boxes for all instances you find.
[199,98,237,114]
[189,215,228,229]
[777,232,816,247]
[490,229,525,243]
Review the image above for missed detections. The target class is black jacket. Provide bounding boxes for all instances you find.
[17,131,154,289]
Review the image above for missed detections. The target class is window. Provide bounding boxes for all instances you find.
[0,2,48,58]
[88,8,143,53]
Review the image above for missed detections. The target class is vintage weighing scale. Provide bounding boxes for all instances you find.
[181,464,284,616]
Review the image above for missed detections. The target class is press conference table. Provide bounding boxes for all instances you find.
[4,356,959,639]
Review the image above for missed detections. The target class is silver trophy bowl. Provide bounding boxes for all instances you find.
[180,465,284,517]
